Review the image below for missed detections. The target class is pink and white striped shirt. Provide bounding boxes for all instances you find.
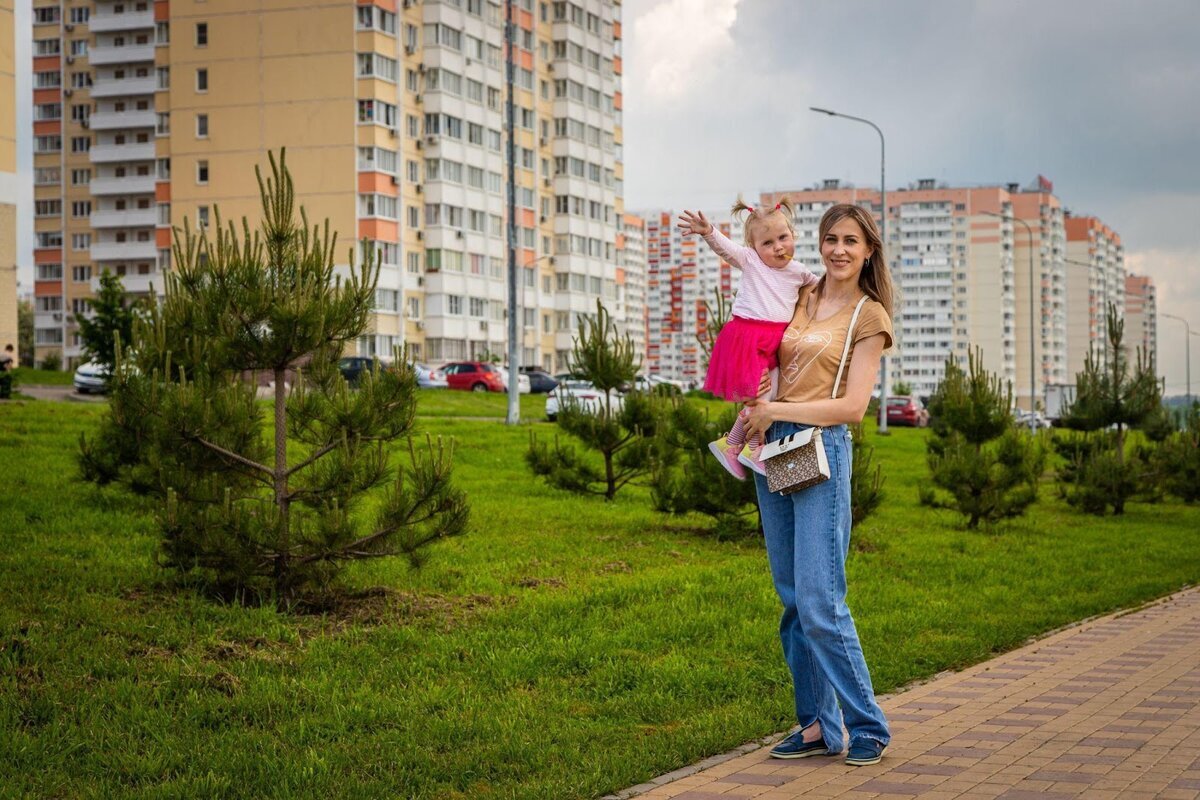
[703,229,820,323]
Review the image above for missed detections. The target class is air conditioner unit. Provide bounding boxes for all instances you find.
[417,64,425,74]
[416,231,423,240]
[391,175,399,185]
[388,128,397,138]
[539,137,546,146]
[414,94,422,104]
[547,63,554,72]
[456,230,463,239]
[81,120,89,129]
[416,276,424,287]
[404,44,416,55]
[479,320,488,331]
[465,58,472,66]
[65,23,75,32]
[66,55,75,64]
[64,89,73,97]
[415,184,422,194]
[539,215,546,223]
[415,320,424,330]
[425,135,436,145]
[543,177,550,187]
[415,140,423,150]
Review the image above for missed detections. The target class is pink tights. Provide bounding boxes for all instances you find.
[725,407,761,452]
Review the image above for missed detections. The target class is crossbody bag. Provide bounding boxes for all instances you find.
[760,295,869,495]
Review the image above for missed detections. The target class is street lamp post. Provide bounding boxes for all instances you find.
[504,0,519,425]
[809,107,889,431]
[1162,313,1192,407]
[983,211,1037,411]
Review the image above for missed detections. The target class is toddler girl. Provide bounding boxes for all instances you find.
[677,198,819,479]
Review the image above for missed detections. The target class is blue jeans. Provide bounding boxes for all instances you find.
[754,421,890,752]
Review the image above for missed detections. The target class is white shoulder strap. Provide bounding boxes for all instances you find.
[831,296,870,399]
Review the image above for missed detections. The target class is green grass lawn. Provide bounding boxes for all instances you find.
[8,366,75,386]
[1,401,1196,799]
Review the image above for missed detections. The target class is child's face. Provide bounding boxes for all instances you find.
[751,214,796,269]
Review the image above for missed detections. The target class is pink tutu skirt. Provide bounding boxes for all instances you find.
[703,315,789,401]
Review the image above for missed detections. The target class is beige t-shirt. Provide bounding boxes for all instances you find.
[775,285,894,403]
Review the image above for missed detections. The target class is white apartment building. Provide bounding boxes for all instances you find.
[1065,213,1125,376]
[617,211,646,365]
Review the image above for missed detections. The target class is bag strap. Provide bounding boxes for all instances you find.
[831,296,870,399]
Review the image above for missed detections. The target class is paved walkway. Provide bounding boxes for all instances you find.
[618,588,1200,800]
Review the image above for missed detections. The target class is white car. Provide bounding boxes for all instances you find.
[73,360,111,394]
[497,367,531,394]
[545,377,624,421]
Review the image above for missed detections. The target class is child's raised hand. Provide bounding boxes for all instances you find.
[677,210,713,237]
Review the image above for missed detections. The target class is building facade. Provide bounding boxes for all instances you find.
[1,0,17,358]
[1064,213,1124,377]
[642,209,741,386]
[761,178,1076,408]
[616,211,645,365]
[1123,273,1156,369]
[29,0,625,373]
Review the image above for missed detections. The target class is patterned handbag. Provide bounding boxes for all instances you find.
[759,296,869,495]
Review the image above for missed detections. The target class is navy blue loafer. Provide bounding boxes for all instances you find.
[845,737,886,766]
[769,730,835,760]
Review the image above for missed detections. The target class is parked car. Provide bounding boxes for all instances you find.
[545,377,625,421]
[338,356,393,388]
[441,361,528,393]
[881,395,929,427]
[73,360,111,394]
[1014,409,1052,430]
[520,367,559,394]
[499,367,532,394]
[413,362,448,389]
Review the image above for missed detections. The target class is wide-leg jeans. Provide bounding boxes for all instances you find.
[753,421,890,752]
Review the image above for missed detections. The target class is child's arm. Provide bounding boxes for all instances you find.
[677,210,753,270]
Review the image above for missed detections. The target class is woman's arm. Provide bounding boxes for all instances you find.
[743,333,887,436]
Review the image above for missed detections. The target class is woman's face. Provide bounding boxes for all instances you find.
[820,216,873,282]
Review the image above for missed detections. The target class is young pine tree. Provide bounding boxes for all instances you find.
[849,422,885,526]
[75,269,140,376]
[527,299,669,500]
[78,151,468,603]
[1055,304,1163,515]
[650,400,759,539]
[919,348,1044,528]
[1152,404,1200,503]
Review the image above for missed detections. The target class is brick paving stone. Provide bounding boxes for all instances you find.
[610,589,1200,800]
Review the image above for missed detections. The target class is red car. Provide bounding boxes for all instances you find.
[881,395,929,427]
[440,361,506,392]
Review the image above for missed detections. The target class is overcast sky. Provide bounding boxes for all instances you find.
[10,1,1200,394]
[623,0,1200,397]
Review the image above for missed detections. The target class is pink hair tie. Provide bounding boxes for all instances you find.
[774,203,782,211]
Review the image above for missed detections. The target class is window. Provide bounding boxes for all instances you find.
[196,68,208,92]
[69,7,90,24]
[72,233,92,251]
[71,136,91,153]
[196,22,208,46]
[196,113,208,137]
[357,99,397,127]
[35,71,62,89]
[35,39,61,56]
[36,231,63,249]
[34,135,62,153]
[70,39,88,57]
[197,160,209,184]
[197,206,210,227]
[156,113,170,135]
[71,201,91,218]
[35,167,61,185]
[156,21,169,44]
[35,200,62,217]
[72,266,93,283]
[34,7,61,24]
[37,263,63,280]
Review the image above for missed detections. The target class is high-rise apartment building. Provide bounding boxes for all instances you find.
[1123,273,1156,368]
[30,0,625,373]
[616,211,645,364]
[760,178,1074,407]
[1064,213,1124,377]
[643,210,741,386]
[1,0,17,357]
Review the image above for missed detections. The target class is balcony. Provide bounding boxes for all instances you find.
[89,10,155,33]
[89,141,156,164]
[90,75,157,98]
[89,110,157,130]
[90,208,157,228]
[91,271,161,296]
[88,43,156,66]
[91,241,159,262]
[90,174,156,195]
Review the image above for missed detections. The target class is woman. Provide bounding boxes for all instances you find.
[743,203,895,766]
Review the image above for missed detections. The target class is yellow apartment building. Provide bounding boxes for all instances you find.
[29,0,626,372]
[1,0,19,359]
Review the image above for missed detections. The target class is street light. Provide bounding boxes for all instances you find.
[505,254,556,425]
[1162,313,1192,407]
[809,107,890,431]
[983,211,1037,411]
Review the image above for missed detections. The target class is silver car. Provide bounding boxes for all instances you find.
[413,362,448,389]
[545,377,624,421]
[73,361,111,394]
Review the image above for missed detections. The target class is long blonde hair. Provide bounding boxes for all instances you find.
[817,203,894,318]
[732,195,797,247]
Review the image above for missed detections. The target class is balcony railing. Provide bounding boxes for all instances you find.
[90,174,157,195]
[90,209,158,229]
[89,10,155,33]
[89,109,157,130]
[90,75,157,98]
[89,141,156,164]
[91,271,162,296]
[88,43,156,66]
[90,241,159,262]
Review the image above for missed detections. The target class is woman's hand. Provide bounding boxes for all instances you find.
[743,400,776,441]
[676,210,713,237]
